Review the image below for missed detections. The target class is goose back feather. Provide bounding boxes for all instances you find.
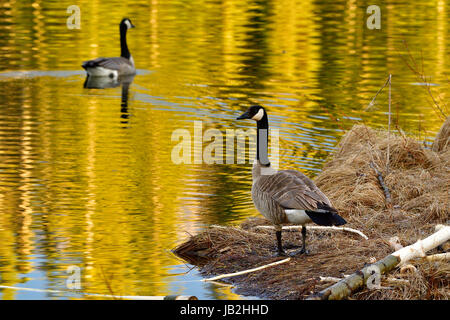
[252,160,346,227]
[82,57,135,76]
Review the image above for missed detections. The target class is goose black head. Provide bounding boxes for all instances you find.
[120,18,135,30]
[236,105,266,121]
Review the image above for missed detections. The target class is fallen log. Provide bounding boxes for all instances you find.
[306,224,450,300]
[320,275,409,286]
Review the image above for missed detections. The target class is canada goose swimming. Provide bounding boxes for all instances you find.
[236,105,347,256]
[82,18,136,78]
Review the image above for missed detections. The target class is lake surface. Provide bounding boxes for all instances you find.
[0,0,448,299]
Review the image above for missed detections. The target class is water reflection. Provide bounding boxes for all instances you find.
[83,74,135,124]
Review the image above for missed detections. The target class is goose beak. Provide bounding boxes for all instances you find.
[236,111,250,120]
[131,23,135,28]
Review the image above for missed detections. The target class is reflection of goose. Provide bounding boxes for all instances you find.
[82,18,136,78]
[83,74,134,124]
[236,105,347,256]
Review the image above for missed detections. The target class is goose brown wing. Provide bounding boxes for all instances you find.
[255,170,333,211]
[282,170,334,208]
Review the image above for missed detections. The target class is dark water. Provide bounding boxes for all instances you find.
[0,0,448,299]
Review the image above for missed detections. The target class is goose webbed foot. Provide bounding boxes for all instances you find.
[289,226,309,256]
[273,249,287,257]
[283,243,302,250]
[274,230,287,257]
[288,247,309,257]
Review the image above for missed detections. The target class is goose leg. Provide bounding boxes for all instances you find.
[275,230,286,256]
[289,226,309,256]
[300,225,307,254]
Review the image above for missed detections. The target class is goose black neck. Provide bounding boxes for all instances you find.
[120,26,131,59]
[256,113,270,166]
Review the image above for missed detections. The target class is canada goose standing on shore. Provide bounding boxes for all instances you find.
[236,105,347,256]
[82,18,136,78]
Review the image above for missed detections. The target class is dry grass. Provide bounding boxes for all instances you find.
[174,119,450,300]
[432,116,450,153]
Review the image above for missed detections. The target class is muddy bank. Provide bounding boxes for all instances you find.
[174,120,449,300]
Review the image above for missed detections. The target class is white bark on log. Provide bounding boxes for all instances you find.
[320,276,409,286]
[391,225,450,266]
[307,225,450,300]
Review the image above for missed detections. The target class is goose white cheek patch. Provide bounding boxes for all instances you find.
[251,109,264,121]
[125,20,132,29]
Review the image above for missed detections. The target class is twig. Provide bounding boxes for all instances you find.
[365,76,391,111]
[320,276,345,283]
[399,41,447,119]
[99,265,117,299]
[386,277,410,285]
[211,224,369,240]
[363,73,393,174]
[387,74,392,174]
[203,258,291,282]
[369,161,392,208]
[253,225,368,240]
[307,225,450,300]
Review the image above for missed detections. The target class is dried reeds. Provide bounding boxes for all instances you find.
[432,116,450,153]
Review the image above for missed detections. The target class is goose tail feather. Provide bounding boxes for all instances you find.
[304,202,347,226]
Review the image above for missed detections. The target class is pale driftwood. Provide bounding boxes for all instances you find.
[393,225,449,266]
[0,285,197,300]
[386,277,410,285]
[211,224,369,240]
[320,276,408,286]
[320,276,343,283]
[424,253,450,262]
[203,257,291,282]
[388,236,403,251]
[254,225,369,240]
[307,225,450,300]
